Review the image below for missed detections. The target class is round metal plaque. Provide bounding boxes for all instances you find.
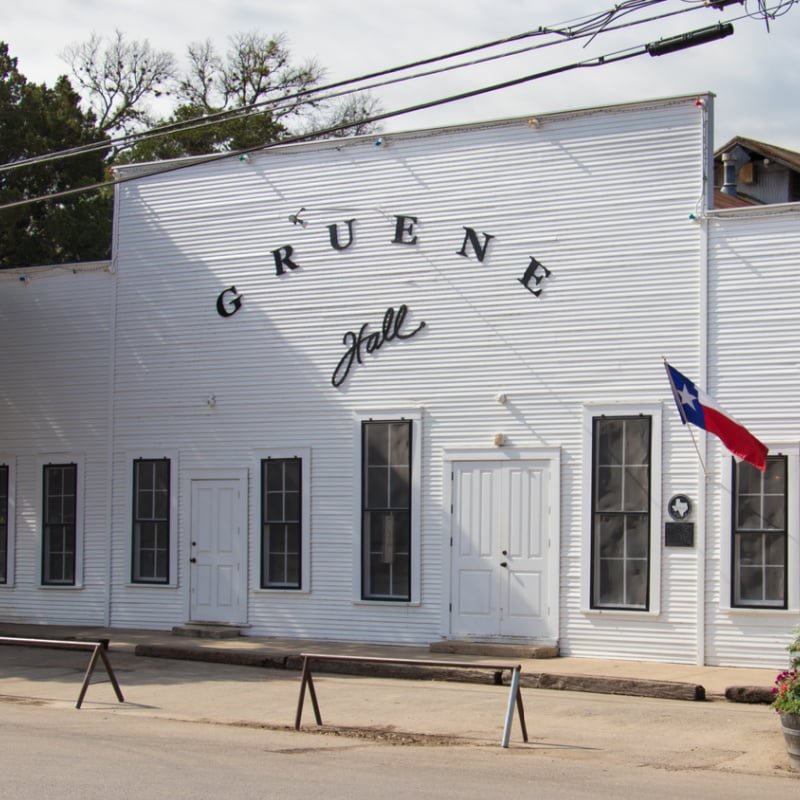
[668,494,692,521]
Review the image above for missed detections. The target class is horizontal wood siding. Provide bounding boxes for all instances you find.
[706,206,800,668]
[0,270,112,624]
[108,97,707,654]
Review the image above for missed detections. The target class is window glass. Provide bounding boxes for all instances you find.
[132,459,170,583]
[733,456,786,608]
[261,458,302,589]
[362,421,411,600]
[0,465,8,584]
[591,417,651,610]
[43,464,77,585]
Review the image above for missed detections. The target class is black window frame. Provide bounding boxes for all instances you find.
[42,463,77,586]
[0,465,8,585]
[590,415,652,611]
[731,454,788,609]
[260,457,303,590]
[361,419,412,602]
[131,458,171,585]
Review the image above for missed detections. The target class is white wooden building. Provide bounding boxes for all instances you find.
[1,93,798,667]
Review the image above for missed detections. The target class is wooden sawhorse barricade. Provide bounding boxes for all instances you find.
[294,652,528,748]
[0,636,125,709]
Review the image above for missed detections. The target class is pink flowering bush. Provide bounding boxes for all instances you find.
[772,627,800,716]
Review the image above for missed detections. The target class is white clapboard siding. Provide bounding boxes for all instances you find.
[106,96,707,653]
[0,268,113,624]
[705,204,800,668]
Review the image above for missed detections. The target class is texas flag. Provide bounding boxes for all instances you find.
[664,363,768,471]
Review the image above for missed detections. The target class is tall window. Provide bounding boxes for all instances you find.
[261,458,302,589]
[132,459,170,583]
[0,465,8,584]
[732,455,787,608]
[362,420,411,601]
[591,416,651,610]
[42,464,77,586]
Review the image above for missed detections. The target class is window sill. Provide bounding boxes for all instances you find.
[253,588,310,595]
[722,605,797,615]
[124,582,178,589]
[581,607,661,619]
[353,599,422,608]
[38,584,83,590]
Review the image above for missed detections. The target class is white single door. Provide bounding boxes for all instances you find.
[451,460,553,639]
[189,478,247,624]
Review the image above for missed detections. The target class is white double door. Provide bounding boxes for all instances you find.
[189,475,247,624]
[450,460,555,640]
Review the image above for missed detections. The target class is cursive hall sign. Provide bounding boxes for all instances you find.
[332,304,426,387]
[215,213,552,386]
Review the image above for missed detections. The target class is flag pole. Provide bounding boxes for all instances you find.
[685,418,708,478]
[663,357,708,477]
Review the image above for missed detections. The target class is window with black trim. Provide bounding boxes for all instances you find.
[362,420,411,601]
[591,416,651,610]
[42,463,77,586]
[732,455,787,608]
[0,465,7,584]
[261,458,302,589]
[132,459,170,584]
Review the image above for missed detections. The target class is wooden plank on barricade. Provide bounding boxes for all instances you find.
[294,652,527,748]
[0,636,125,709]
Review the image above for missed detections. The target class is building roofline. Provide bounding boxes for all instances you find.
[114,92,714,179]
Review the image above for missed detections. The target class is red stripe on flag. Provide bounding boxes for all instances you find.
[703,406,768,471]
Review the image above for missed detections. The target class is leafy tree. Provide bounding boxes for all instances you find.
[0,32,382,266]
[0,42,111,267]
[102,32,381,162]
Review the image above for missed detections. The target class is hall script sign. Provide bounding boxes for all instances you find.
[215,214,553,387]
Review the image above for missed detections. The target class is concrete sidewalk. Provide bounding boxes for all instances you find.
[0,622,779,702]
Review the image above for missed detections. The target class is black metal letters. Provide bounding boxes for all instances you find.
[328,219,356,251]
[392,215,419,245]
[457,227,494,262]
[216,286,243,317]
[332,305,426,388]
[273,245,300,275]
[518,256,552,297]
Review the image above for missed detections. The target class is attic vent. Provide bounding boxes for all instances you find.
[721,152,737,197]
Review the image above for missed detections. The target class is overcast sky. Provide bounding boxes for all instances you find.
[5,0,800,151]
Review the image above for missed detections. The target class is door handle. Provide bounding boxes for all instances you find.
[190,557,197,563]
[500,561,508,568]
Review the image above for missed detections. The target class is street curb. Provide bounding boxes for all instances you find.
[724,685,773,705]
[134,643,707,701]
[520,671,705,701]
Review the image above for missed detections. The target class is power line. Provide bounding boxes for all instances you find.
[0,0,722,175]
[1,0,795,209]
[0,24,732,212]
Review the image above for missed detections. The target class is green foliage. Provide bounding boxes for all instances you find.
[116,103,286,164]
[115,32,380,162]
[0,42,112,267]
[1,32,381,266]
[772,627,800,716]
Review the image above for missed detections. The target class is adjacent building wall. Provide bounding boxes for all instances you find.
[706,204,800,667]
[0,267,113,624]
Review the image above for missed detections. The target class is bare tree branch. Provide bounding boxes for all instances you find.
[61,30,175,135]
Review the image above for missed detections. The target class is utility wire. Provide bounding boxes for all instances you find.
[0,37,701,212]
[1,0,794,207]
[0,0,722,174]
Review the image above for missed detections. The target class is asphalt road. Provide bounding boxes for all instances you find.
[0,644,798,797]
[2,701,799,800]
